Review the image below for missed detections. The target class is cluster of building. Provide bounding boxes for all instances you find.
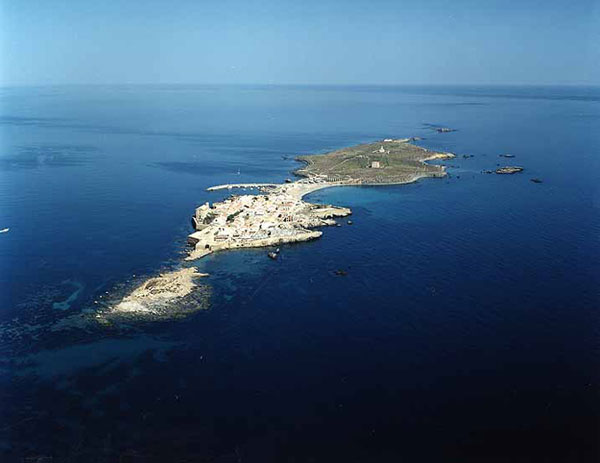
[187,180,351,259]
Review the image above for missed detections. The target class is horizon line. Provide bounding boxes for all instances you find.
[1,82,599,89]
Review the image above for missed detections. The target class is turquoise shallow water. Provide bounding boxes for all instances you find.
[0,85,599,461]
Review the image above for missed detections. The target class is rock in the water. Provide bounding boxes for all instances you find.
[108,267,209,317]
[495,166,524,174]
[530,178,543,183]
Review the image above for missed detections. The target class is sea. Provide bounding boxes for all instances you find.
[0,85,598,462]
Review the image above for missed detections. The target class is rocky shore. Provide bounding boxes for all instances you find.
[104,267,209,318]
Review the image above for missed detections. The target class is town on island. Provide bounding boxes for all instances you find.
[186,138,452,260]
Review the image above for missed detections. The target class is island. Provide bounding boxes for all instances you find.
[186,139,454,260]
[107,139,454,317]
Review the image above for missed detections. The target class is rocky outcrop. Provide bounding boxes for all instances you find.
[495,166,524,174]
[107,267,208,317]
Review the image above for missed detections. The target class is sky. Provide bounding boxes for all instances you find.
[0,0,599,86]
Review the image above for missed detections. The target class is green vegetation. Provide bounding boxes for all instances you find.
[295,139,452,184]
[226,210,243,223]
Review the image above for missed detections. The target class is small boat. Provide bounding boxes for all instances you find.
[0,228,9,234]
[267,251,278,260]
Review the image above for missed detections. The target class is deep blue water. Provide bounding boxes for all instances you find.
[0,85,599,462]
